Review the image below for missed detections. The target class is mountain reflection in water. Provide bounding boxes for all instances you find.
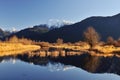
[0,53,120,77]
[1,53,119,76]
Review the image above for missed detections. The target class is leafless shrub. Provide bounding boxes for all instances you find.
[56,38,63,45]
[83,27,100,48]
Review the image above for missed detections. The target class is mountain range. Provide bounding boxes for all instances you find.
[2,13,120,42]
[0,29,11,40]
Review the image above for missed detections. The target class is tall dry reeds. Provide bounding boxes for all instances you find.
[7,35,34,45]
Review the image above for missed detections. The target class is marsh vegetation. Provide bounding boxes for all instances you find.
[1,27,120,58]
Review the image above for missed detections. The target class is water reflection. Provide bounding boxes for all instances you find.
[50,54,120,75]
[1,57,16,64]
[47,62,75,72]
[0,53,120,80]
[15,53,120,76]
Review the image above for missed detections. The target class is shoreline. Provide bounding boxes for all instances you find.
[1,42,120,58]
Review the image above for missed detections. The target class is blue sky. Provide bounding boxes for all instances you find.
[0,0,120,30]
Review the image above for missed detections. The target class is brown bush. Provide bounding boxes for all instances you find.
[38,42,50,47]
[8,35,19,43]
[83,27,100,48]
[18,37,33,45]
[8,35,33,45]
[107,36,114,45]
[56,38,63,45]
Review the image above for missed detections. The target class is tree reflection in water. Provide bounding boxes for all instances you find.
[0,53,120,76]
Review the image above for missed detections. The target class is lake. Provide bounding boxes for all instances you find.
[0,54,120,80]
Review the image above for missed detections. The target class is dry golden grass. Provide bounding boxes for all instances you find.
[94,45,120,53]
[0,42,40,56]
[2,38,120,58]
[51,43,90,51]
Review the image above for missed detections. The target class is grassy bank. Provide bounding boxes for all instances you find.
[33,42,120,58]
[1,36,120,58]
[0,42,40,56]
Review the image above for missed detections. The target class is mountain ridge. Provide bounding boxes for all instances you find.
[5,13,120,42]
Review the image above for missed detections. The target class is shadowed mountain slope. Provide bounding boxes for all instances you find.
[12,13,120,42]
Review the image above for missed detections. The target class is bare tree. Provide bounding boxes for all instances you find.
[83,27,100,48]
[56,38,63,45]
[107,36,114,45]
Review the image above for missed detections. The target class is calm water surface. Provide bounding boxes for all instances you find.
[0,54,120,80]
